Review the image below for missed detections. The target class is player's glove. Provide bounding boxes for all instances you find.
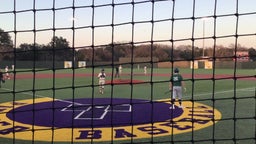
[183,87,187,92]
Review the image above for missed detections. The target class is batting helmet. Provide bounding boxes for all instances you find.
[174,68,179,73]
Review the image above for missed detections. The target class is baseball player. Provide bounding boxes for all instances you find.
[0,69,5,88]
[119,65,122,75]
[97,69,106,94]
[5,66,10,79]
[169,68,186,109]
[115,66,120,78]
[144,66,147,75]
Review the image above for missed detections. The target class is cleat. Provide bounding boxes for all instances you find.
[178,105,183,108]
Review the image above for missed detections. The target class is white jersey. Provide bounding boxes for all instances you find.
[144,66,147,74]
[5,67,9,76]
[5,67,8,73]
[98,72,106,80]
[119,65,122,73]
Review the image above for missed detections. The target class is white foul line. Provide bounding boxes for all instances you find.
[1,87,254,103]
[1,87,83,105]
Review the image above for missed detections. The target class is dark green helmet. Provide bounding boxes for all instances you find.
[174,68,179,73]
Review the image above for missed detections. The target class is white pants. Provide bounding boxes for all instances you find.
[171,86,182,99]
[99,79,105,88]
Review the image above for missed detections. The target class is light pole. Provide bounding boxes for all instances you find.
[202,18,205,57]
[70,17,77,68]
[201,17,211,58]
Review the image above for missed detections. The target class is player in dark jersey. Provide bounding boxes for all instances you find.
[115,66,120,78]
[169,68,186,109]
[0,69,5,88]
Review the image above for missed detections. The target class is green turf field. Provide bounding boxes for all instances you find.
[0,68,255,144]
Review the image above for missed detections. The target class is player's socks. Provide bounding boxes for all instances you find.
[169,105,175,109]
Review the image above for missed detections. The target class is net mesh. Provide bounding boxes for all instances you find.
[0,0,255,144]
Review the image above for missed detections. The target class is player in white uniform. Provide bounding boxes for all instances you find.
[144,66,147,75]
[97,69,106,94]
[5,66,10,79]
[119,65,122,75]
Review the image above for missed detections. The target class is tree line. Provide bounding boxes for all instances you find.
[0,28,256,62]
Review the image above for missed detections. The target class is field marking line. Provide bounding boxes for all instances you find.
[1,87,83,105]
[184,87,255,98]
[1,87,254,104]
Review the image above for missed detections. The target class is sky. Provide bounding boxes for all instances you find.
[0,0,256,48]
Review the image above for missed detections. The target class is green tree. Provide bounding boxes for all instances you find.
[16,43,37,60]
[79,48,93,61]
[47,36,73,61]
[152,44,169,61]
[248,48,256,61]
[49,36,69,49]
[103,43,134,61]
[134,45,150,57]
[175,45,193,60]
[0,28,12,46]
[0,28,13,60]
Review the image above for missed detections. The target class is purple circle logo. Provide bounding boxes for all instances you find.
[0,98,221,142]
[7,98,183,128]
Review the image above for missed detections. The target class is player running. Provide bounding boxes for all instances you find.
[169,68,186,109]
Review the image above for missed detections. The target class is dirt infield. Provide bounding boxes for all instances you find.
[106,79,145,85]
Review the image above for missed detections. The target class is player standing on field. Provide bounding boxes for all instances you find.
[5,66,10,79]
[119,65,122,75]
[169,68,186,109]
[0,69,5,88]
[144,66,147,75]
[115,66,120,78]
[98,69,106,94]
